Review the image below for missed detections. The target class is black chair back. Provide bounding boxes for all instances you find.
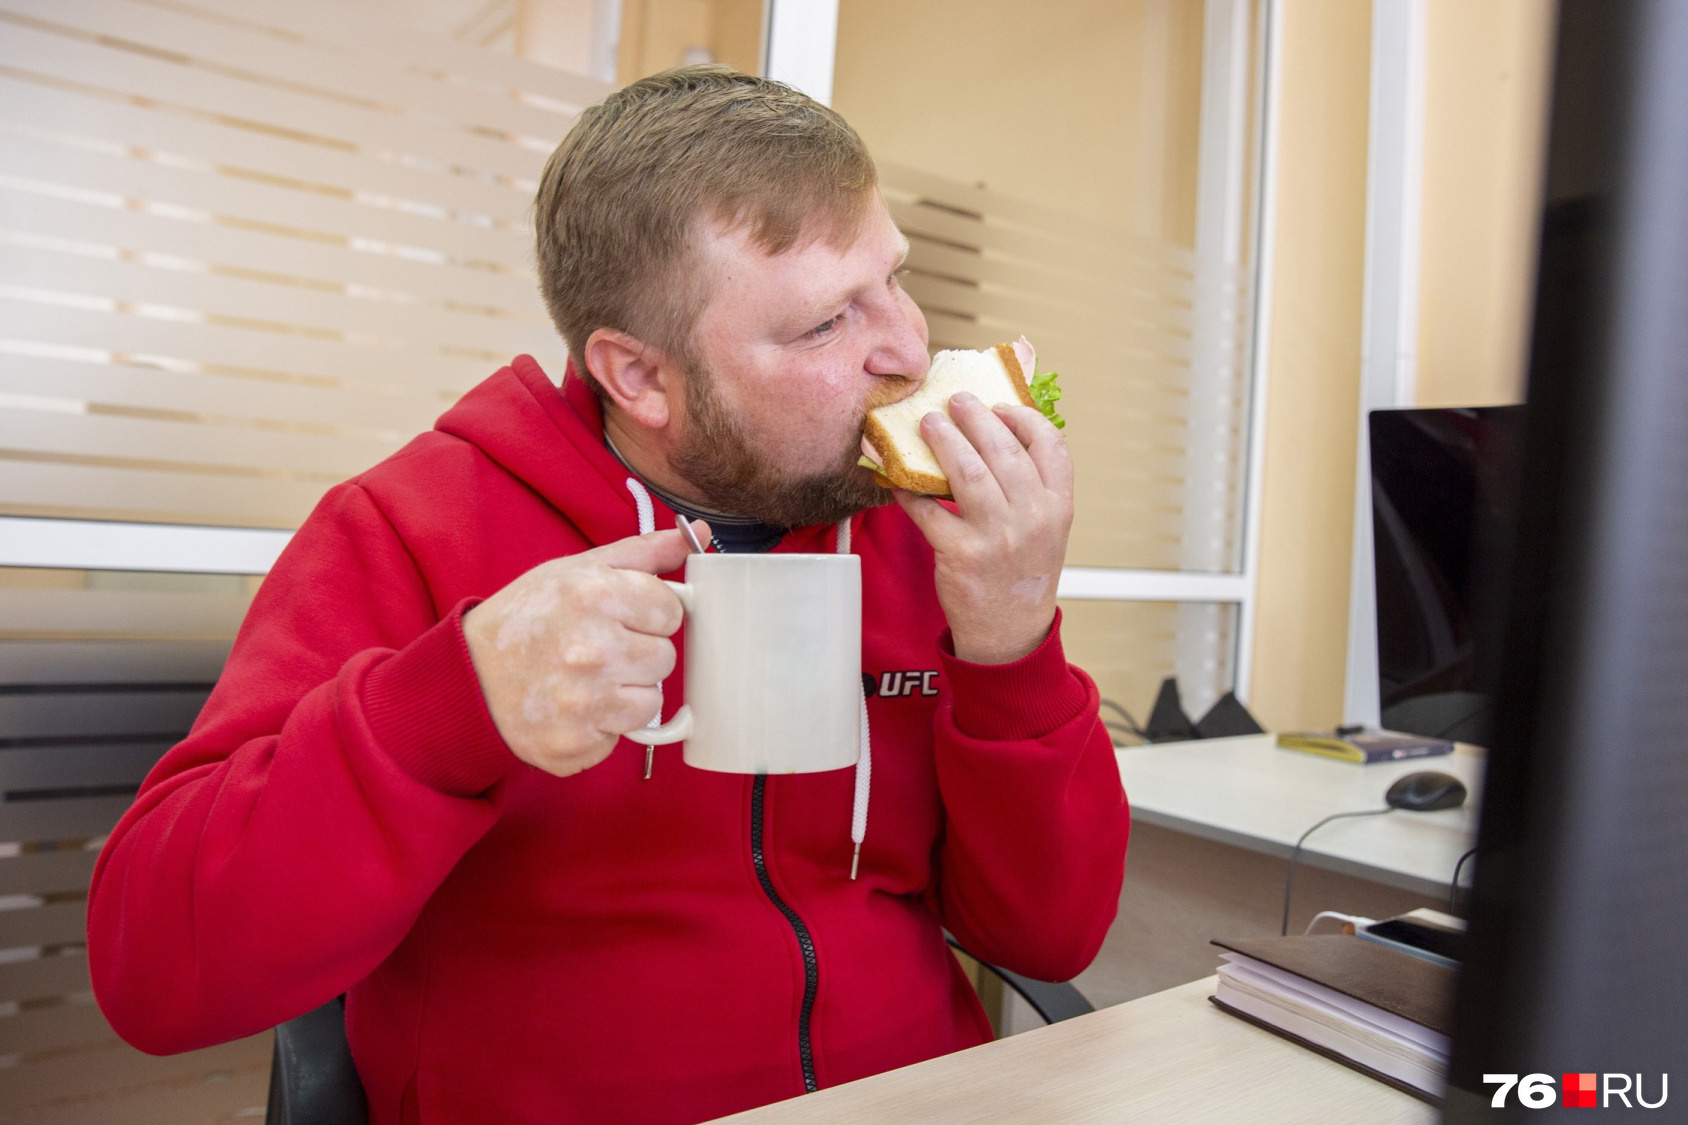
[267,996,368,1125]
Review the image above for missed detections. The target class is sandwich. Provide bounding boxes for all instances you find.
[858,336,1065,496]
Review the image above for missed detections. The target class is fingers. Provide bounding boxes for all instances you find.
[922,393,1055,510]
[573,520,712,635]
[543,567,682,637]
[993,404,1073,499]
[618,630,678,686]
[587,520,712,576]
[919,400,1003,515]
[893,489,960,537]
[471,521,704,778]
[602,684,665,737]
[616,572,687,636]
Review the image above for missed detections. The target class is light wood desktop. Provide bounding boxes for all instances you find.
[1115,732,1483,898]
[711,977,1437,1124]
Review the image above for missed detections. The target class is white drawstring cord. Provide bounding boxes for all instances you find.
[626,476,656,538]
[839,516,871,880]
[625,478,660,779]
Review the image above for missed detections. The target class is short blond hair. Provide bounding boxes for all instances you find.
[535,66,878,390]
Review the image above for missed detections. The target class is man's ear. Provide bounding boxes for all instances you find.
[583,328,679,429]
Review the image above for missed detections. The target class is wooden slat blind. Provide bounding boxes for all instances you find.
[1,0,1249,570]
[0,3,608,1115]
[0,0,610,530]
[1052,598,1239,736]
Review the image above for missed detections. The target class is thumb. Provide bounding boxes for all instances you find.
[586,519,711,575]
[893,491,952,539]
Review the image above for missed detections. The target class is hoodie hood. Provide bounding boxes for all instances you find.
[433,354,838,553]
[433,354,655,551]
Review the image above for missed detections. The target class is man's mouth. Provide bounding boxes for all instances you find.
[861,374,922,414]
[852,374,923,474]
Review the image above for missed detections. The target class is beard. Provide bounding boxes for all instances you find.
[668,359,914,529]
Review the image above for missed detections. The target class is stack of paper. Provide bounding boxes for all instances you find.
[1208,935,1455,1100]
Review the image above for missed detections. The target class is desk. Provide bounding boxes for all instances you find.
[1059,734,1481,1009]
[1115,733,1482,898]
[711,977,1437,1123]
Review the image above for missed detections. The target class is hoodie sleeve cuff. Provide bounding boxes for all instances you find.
[360,600,515,797]
[938,609,1092,741]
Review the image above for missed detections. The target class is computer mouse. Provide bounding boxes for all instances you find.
[1385,771,1468,812]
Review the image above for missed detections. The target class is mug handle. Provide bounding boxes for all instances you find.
[641,580,693,745]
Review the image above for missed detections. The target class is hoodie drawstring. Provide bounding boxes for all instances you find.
[626,478,660,780]
[624,476,871,880]
[838,516,872,881]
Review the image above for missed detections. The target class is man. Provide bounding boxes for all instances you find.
[88,67,1130,1124]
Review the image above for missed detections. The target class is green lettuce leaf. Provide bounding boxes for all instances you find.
[1029,370,1066,429]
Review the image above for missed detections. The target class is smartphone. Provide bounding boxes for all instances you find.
[1360,917,1465,967]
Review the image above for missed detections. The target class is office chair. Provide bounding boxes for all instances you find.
[266,949,1092,1123]
[944,937,1095,1025]
[266,995,368,1125]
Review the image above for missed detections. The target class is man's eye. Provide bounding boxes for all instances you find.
[889,268,907,288]
[808,316,840,338]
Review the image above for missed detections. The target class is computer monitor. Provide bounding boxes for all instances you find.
[1444,0,1688,1117]
[1369,405,1524,746]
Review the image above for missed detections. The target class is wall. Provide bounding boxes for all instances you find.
[616,0,763,83]
[834,0,1203,242]
[1416,0,1554,409]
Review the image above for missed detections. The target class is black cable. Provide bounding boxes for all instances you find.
[1449,846,1479,914]
[1103,720,1143,743]
[1100,698,1146,739]
[1280,808,1394,936]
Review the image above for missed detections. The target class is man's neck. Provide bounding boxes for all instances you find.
[600,405,717,511]
[602,413,786,551]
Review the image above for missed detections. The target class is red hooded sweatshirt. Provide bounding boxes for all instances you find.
[87,357,1130,1124]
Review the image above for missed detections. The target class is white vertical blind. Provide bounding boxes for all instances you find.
[764,0,838,105]
[1344,0,1428,728]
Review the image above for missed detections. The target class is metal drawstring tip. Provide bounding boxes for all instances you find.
[643,745,654,781]
[850,842,861,881]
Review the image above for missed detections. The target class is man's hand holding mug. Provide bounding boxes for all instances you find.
[462,524,706,778]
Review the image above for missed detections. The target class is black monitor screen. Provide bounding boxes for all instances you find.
[1445,1,1688,1112]
[1369,406,1524,745]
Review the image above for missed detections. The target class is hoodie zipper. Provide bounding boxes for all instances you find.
[750,774,819,1093]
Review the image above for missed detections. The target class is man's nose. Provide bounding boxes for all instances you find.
[868,296,931,382]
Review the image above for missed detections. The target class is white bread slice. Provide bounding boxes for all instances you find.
[861,340,1035,496]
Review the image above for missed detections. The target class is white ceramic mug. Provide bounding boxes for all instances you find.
[641,553,861,774]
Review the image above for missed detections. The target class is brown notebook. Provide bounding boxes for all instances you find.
[1208,934,1457,1103]
[1210,934,1456,1034]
